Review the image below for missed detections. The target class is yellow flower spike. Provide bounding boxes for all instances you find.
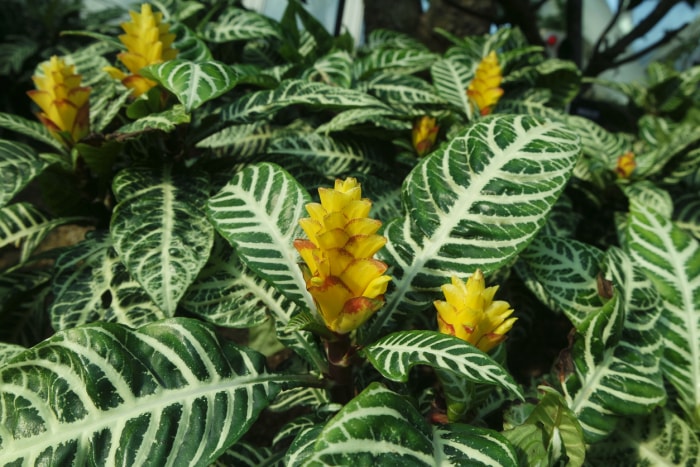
[294,177,391,335]
[412,116,439,157]
[467,51,504,116]
[434,270,516,352]
[104,3,178,97]
[615,151,636,178]
[27,55,90,147]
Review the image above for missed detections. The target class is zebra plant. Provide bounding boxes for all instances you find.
[1,1,699,465]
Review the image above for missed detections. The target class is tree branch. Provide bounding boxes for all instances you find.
[608,22,688,68]
[584,0,685,76]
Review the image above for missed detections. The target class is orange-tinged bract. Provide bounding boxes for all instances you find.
[294,178,391,334]
[434,270,516,352]
[104,3,177,97]
[467,51,504,116]
[615,151,636,178]
[27,56,90,146]
[412,116,439,157]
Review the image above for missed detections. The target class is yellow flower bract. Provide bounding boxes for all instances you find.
[294,178,391,334]
[615,151,636,178]
[27,56,90,146]
[434,269,516,352]
[104,3,177,97]
[412,116,439,157]
[467,51,504,116]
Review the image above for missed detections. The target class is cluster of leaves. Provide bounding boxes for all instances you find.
[1,0,699,465]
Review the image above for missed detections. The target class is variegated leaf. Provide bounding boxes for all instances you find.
[0,202,87,264]
[267,132,381,176]
[366,28,429,51]
[517,236,606,328]
[212,442,279,467]
[292,383,518,466]
[315,107,407,133]
[363,330,524,399]
[207,163,313,312]
[0,269,51,346]
[354,48,438,79]
[627,200,700,428]
[621,181,673,218]
[0,112,64,152]
[110,165,213,315]
[362,73,446,112]
[586,407,700,465]
[302,51,353,88]
[201,7,282,43]
[171,22,212,61]
[366,115,580,341]
[115,104,191,134]
[431,57,474,119]
[0,139,50,208]
[221,79,389,124]
[0,318,280,466]
[141,60,239,112]
[50,230,165,330]
[674,192,700,240]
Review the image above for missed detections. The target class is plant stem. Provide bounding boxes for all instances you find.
[325,333,354,404]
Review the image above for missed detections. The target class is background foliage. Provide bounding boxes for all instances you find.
[0,0,699,465]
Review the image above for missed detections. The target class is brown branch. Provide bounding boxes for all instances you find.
[608,22,688,68]
[584,0,685,76]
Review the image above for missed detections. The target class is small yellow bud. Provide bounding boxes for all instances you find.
[412,116,439,157]
[434,269,516,352]
[615,151,636,178]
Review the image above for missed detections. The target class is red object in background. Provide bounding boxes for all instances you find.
[547,34,558,46]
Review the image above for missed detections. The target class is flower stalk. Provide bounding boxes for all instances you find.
[104,3,177,97]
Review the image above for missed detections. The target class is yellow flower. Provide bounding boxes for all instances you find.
[434,270,516,352]
[467,51,504,116]
[104,3,177,97]
[412,116,439,157]
[294,178,392,334]
[27,56,90,146]
[615,151,636,178]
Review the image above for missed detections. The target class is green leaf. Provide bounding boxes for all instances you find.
[354,48,438,79]
[110,165,214,315]
[302,51,353,88]
[293,383,518,466]
[0,139,51,208]
[196,122,273,160]
[431,57,474,119]
[315,107,406,133]
[586,407,700,466]
[221,79,389,124]
[362,73,447,115]
[114,104,191,134]
[140,60,239,112]
[503,387,585,467]
[207,162,313,312]
[0,202,88,264]
[50,230,166,330]
[0,318,280,466]
[674,192,700,240]
[200,7,283,43]
[171,22,212,61]
[0,112,64,152]
[621,181,673,218]
[268,131,382,176]
[363,330,524,400]
[0,269,52,346]
[627,200,700,428]
[181,237,269,329]
[366,115,580,341]
[212,441,279,466]
[517,236,606,328]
